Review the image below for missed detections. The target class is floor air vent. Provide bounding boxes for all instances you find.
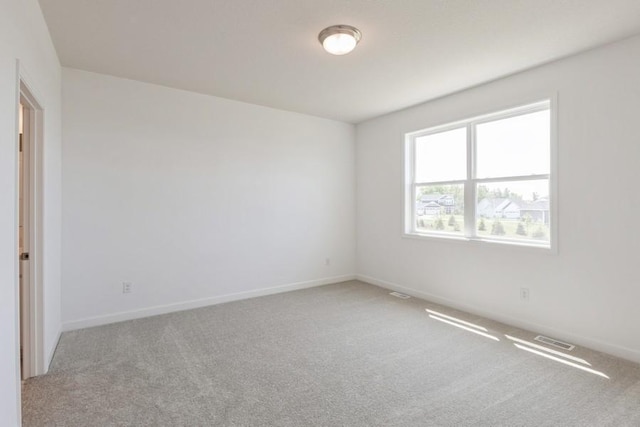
[534,335,575,351]
[389,292,411,299]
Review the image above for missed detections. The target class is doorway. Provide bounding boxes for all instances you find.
[18,81,44,380]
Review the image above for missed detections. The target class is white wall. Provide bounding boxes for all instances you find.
[356,35,640,363]
[61,69,356,328]
[0,0,62,424]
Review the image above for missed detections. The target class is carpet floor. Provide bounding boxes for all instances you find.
[22,280,640,426]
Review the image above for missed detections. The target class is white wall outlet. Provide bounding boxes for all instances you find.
[520,287,530,301]
[122,281,133,294]
[325,257,330,266]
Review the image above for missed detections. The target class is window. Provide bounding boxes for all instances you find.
[404,100,555,248]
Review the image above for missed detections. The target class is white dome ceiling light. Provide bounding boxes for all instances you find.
[318,25,362,55]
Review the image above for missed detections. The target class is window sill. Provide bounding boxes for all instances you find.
[402,231,556,254]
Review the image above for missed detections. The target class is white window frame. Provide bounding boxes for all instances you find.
[403,97,558,252]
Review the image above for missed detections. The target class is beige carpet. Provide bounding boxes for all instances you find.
[22,281,640,426]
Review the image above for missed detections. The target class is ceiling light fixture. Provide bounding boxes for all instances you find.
[318,25,361,55]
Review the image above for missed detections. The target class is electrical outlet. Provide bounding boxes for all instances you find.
[122,281,133,294]
[520,287,530,301]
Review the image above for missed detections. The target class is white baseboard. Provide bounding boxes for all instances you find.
[357,274,640,364]
[62,275,356,332]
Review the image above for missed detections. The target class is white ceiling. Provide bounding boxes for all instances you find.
[39,0,640,123]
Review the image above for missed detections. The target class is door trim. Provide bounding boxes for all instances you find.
[17,63,45,379]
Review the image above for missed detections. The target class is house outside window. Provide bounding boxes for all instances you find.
[404,99,556,249]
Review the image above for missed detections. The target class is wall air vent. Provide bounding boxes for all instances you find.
[389,292,411,299]
[534,335,575,351]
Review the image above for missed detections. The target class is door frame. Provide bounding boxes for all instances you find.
[17,66,45,379]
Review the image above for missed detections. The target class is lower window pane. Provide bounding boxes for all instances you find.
[416,184,464,235]
[476,180,550,243]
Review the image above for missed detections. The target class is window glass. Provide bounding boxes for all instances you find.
[415,127,466,182]
[476,110,550,179]
[476,180,550,242]
[415,184,464,235]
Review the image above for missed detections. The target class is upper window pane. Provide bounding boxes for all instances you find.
[476,109,550,179]
[415,127,466,182]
